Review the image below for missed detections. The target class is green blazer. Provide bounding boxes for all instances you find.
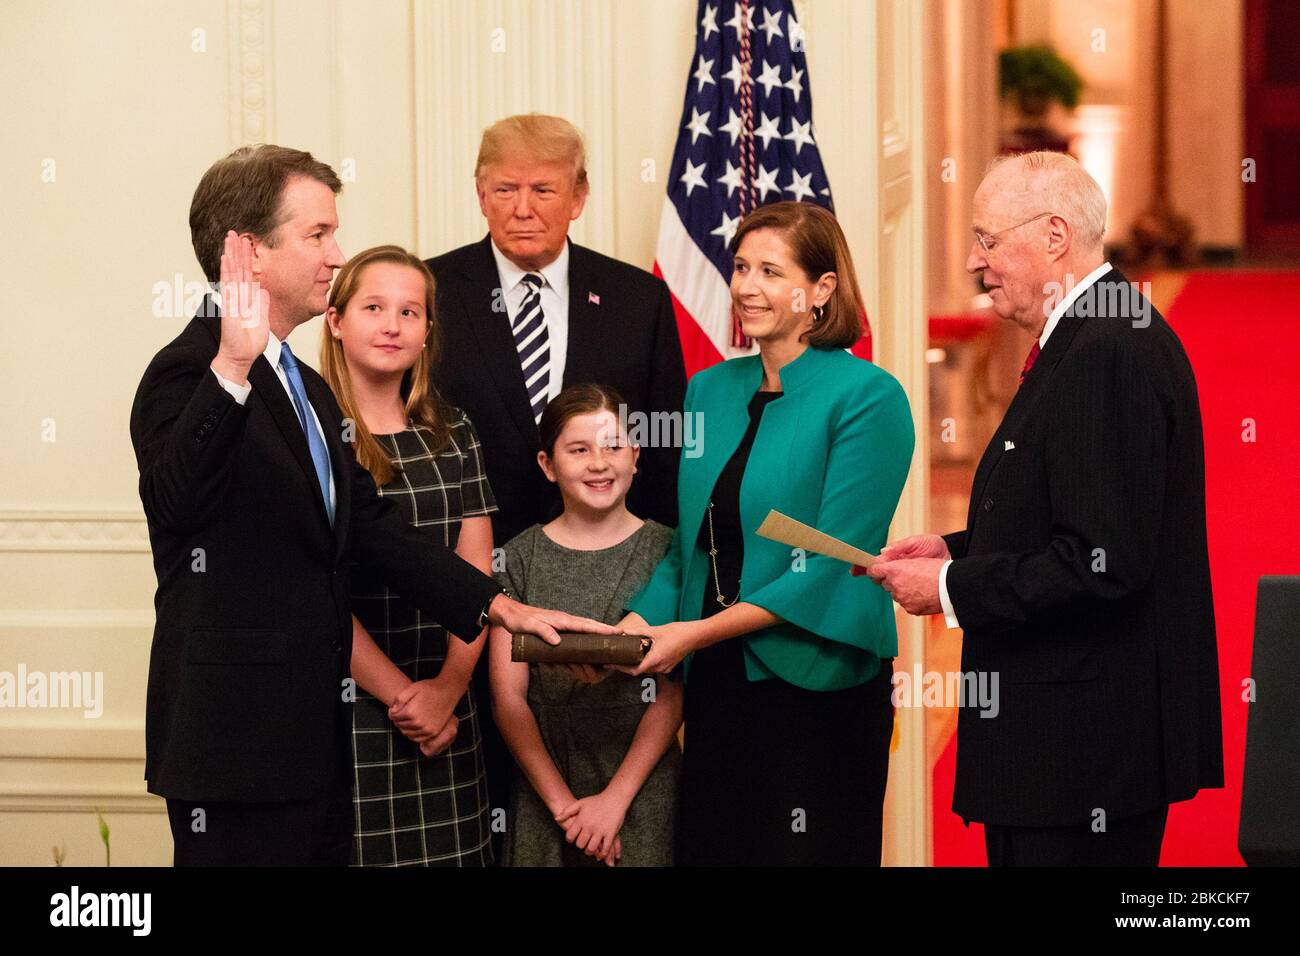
[627,345,915,691]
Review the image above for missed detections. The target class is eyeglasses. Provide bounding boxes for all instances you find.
[973,212,1054,255]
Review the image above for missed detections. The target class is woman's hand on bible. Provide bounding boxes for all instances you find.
[622,621,698,676]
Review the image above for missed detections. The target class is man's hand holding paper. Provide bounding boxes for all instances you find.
[756,511,946,615]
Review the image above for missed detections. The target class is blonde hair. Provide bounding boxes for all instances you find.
[319,245,453,487]
[474,113,589,192]
[987,151,1107,249]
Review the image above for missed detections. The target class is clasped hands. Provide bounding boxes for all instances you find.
[852,534,949,616]
[552,788,629,867]
[388,673,464,757]
[392,594,623,754]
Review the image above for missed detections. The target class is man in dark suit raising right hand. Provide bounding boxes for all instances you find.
[130,145,616,866]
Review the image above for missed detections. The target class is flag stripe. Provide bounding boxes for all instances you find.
[654,198,750,366]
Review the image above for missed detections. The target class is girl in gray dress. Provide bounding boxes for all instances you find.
[489,384,682,867]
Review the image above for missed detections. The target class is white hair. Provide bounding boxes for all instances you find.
[987,151,1107,250]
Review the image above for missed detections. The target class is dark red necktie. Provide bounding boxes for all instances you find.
[1018,342,1041,387]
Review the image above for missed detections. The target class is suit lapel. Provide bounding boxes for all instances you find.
[965,283,1098,527]
[248,354,332,529]
[462,235,539,445]
[563,242,602,387]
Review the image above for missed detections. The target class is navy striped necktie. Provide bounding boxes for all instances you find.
[513,273,551,422]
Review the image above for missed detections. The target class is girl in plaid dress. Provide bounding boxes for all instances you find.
[321,246,497,866]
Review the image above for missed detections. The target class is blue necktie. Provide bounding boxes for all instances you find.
[278,342,335,526]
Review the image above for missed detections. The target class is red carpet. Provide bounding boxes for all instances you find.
[932,270,1300,866]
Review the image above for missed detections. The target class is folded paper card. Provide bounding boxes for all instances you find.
[755,510,879,568]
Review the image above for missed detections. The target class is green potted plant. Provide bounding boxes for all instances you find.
[999,44,1084,127]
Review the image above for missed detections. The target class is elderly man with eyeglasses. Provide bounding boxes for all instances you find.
[866,151,1223,866]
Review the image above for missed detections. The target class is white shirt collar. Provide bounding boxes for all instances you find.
[489,238,570,300]
[1040,260,1113,348]
[264,333,283,369]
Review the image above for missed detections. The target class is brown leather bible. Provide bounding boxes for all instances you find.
[510,631,653,665]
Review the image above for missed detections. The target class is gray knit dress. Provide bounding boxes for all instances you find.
[496,520,680,867]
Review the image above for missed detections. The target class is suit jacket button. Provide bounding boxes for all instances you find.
[983,496,994,512]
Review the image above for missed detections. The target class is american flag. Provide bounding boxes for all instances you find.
[654,0,869,376]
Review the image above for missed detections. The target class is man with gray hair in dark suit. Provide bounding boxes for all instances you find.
[868,151,1223,866]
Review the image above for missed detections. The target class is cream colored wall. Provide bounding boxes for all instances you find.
[1013,0,1243,248]
[925,0,999,316]
[0,0,233,868]
[0,0,929,866]
[1166,0,1243,247]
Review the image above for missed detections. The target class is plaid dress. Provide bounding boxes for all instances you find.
[350,411,497,866]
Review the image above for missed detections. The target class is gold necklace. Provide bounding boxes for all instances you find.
[705,500,739,607]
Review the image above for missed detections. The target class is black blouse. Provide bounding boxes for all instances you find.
[696,389,783,618]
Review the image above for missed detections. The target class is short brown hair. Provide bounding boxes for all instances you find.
[538,383,626,458]
[731,201,868,350]
[474,114,588,194]
[189,144,342,282]
[319,245,453,487]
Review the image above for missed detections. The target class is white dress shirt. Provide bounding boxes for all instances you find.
[938,261,1113,629]
[210,334,337,517]
[490,238,570,402]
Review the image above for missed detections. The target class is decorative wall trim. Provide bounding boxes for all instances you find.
[0,511,149,553]
[881,0,931,868]
[0,787,162,815]
[228,0,274,146]
[0,609,154,631]
[807,0,930,866]
[0,725,155,815]
[0,725,145,762]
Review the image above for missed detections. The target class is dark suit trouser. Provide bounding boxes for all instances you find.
[984,805,1169,866]
[166,789,352,866]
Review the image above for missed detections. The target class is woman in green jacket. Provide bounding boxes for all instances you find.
[619,201,914,865]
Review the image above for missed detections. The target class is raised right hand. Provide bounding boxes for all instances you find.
[879,533,951,562]
[211,230,269,383]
